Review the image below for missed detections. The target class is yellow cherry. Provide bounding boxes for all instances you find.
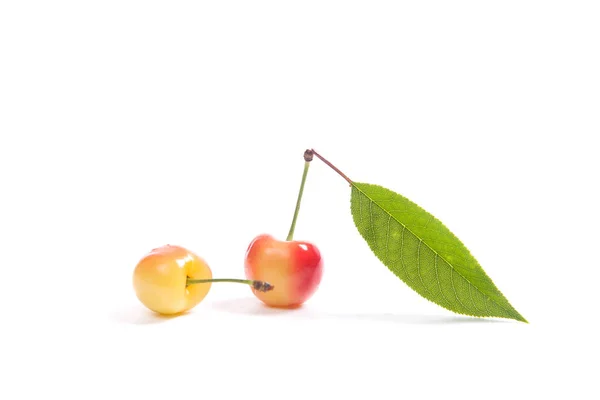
[133,245,213,315]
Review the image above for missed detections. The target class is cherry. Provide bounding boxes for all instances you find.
[245,234,323,308]
[133,244,273,315]
[245,150,323,308]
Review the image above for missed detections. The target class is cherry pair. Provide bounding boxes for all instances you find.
[133,234,323,315]
[133,150,323,315]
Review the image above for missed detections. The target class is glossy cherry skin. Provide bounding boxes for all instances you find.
[244,234,323,308]
[133,245,212,315]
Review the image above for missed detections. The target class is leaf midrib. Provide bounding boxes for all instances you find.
[352,183,516,318]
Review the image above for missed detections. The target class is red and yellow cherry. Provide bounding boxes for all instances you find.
[245,234,323,308]
[133,244,273,315]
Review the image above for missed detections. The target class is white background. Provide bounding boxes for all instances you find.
[1,1,599,399]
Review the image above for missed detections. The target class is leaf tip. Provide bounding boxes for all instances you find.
[516,314,529,324]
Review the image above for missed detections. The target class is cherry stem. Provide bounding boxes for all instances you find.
[286,150,313,241]
[186,278,274,292]
[308,149,353,184]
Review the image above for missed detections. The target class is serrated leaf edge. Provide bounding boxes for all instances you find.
[351,182,527,323]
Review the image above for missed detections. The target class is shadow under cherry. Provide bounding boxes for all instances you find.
[209,297,511,325]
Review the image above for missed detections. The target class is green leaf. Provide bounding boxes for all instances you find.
[350,182,526,322]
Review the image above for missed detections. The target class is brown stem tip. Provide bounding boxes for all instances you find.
[304,149,314,162]
[252,281,275,292]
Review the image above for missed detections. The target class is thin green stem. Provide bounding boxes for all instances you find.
[187,278,253,285]
[186,278,274,292]
[286,160,311,241]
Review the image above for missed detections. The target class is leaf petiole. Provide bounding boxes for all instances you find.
[309,149,353,184]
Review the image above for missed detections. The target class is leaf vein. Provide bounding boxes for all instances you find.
[468,284,479,313]
[416,239,428,295]
[399,225,414,284]
[384,214,391,264]
[449,269,469,311]
[434,254,452,308]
